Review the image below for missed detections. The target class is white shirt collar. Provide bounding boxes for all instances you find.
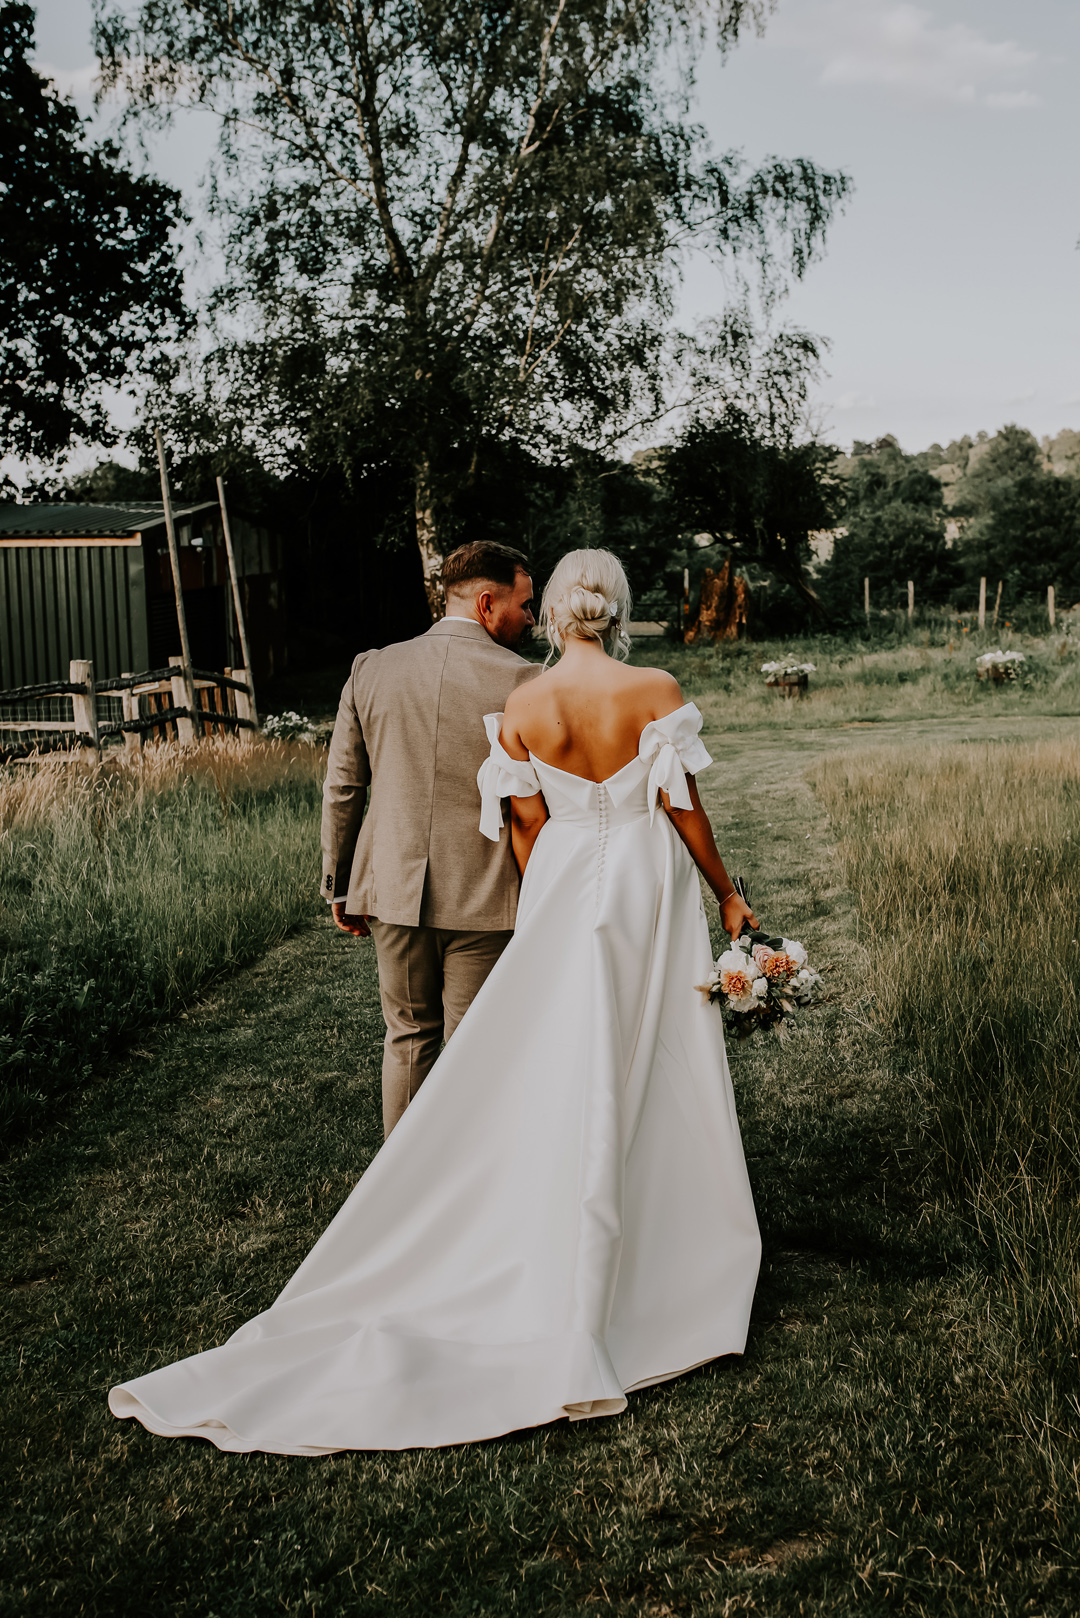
[442,615,482,624]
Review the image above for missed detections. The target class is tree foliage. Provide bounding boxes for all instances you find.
[97,0,850,610]
[975,474,1080,607]
[662,402,842,617]
[819,437,960,616]
[0,2,187,463]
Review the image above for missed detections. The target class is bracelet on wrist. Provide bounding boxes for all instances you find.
[717,888,737,904]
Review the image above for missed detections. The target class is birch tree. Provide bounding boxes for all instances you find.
[98,0,848,614]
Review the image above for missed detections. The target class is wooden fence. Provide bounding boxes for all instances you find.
[0,656,256,765]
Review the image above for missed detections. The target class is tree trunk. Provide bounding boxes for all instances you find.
[415,460,446,621]
[684,557,751,644]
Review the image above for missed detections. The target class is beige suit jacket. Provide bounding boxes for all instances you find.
[321,619,541,930]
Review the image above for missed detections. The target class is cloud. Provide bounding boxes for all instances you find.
[835,391,878,410]
[767,0,1040,110]
[1062,393,1080,407]
[1004,387,1037,404]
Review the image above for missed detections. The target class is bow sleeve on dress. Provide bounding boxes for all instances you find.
[638,703,713,824]
[477,712,542,841]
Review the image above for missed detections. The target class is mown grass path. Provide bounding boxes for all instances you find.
[4,711,1079,1617]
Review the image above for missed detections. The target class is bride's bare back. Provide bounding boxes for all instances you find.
[496,546,756,938]
[501,639,683,782]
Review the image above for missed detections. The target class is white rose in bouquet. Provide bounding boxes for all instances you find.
[716,948,759,979]
[752,978,769,1000]
[792,966,821,1003]
[781,939,808,969]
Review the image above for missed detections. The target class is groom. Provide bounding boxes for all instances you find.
[322,541,540,1136]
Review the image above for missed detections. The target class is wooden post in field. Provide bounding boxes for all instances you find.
[120,673,141,758]
[978,576,987,630]
[992,579,1003,628]
[216,476,258,728]
[682,567,690,637]
[169,655,197,745]
[70,659,99,760]
[907,580,914,622]
[233,668,255,745]
[1048,585,1056,628]
[155,428,201,739]
[864,577,870,626]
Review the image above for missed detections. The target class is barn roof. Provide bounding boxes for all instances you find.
[0,501,219,539]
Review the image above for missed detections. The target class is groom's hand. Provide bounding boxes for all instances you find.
[332,901,371,938]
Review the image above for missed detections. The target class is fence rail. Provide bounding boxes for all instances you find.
[0,658,256,765]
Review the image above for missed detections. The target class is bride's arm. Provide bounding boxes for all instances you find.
[509,794,549,877]
[662,776,759,938]
[499,704,549,877]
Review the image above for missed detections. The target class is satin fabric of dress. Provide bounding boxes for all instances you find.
[108,703,761,1453]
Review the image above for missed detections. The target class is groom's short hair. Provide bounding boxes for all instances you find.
[442,542,530,593]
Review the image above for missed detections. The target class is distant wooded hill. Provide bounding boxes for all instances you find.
[815,425,1080,622]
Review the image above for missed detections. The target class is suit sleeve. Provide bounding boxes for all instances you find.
[320,657,371,903]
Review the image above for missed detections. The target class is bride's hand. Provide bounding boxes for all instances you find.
[719,890,758,939]
[332,901,371,938]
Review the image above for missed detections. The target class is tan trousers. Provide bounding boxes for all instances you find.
[370,922,513,1137]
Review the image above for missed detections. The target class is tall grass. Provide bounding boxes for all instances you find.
[813,738,1080,1470]
[0,738,324,1139]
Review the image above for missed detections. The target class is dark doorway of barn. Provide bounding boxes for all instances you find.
[147,587,228,670]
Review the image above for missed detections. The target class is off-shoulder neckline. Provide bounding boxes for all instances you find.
[526,702,701,788]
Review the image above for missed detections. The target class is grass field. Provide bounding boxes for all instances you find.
[4,649,1080,1614]
[0,739,324,1138]
[813,735,1080,1495]
[642,628,1080,730]
[265,623,1080,734]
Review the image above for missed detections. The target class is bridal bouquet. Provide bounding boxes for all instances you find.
[697,892,821,1033]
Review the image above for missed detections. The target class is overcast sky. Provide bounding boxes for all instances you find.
[31,0,1080,459]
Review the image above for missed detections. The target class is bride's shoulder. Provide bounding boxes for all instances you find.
[503,676,544,721]
[623,664,683,716]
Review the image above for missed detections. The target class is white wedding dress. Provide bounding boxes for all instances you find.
[109,703,760,1453]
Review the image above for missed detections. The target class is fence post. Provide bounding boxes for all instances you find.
[155,428,202,739]
[233,668,256,746]
[120,672,142,758]
[216,477,259,729]
[864,577,870,626]
[70,659,99,760]
[1048,585,1056,629]
[169,655,197,745]
[978,576,987,630]
[907,580,914,622]
[992,580,1003,628]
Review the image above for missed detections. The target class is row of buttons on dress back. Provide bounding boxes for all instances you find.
[596,782,609,902]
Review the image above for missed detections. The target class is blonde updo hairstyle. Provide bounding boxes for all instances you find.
[540,548,633,664]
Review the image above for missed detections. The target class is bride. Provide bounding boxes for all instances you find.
[109,549,762,1454]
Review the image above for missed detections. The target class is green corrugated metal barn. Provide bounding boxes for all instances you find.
[0,501,286,688]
